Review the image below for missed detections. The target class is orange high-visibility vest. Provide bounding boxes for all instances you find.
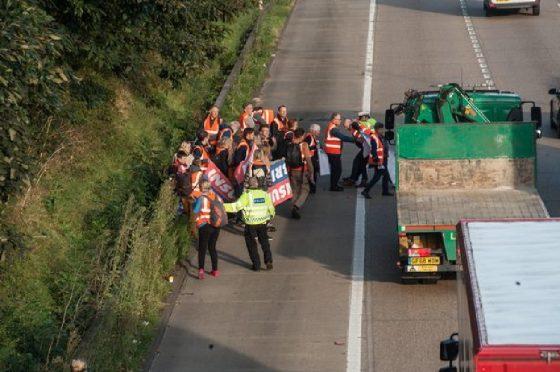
[203,115,220,145]
[369,133,385,165]
[351,123,371,139]
[324,122,342,155]
[304,133,317,157]
[239,112,251,129]
[191,170,203,199]
[274,116,288,132]
[195,193,216,228]
[262,109,275,125]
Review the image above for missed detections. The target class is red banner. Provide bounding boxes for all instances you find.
[205,161,235,202]
[268,160,292,206]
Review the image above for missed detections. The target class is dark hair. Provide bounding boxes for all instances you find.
[243,102,253,109]
[254,106,263,112]
[177,150,188,158]
[277,104,286,111]
[243,127,255,137]
[259,124,270,130]
[330,112,341,120]
[374,122,384,130]
[294,127,305,138]
[351,121,360,130]
[196,129,208,140]
[287,119,298,130]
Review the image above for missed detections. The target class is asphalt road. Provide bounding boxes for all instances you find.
[150,0,560,371]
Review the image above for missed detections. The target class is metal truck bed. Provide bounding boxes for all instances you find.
[397,189,549,227]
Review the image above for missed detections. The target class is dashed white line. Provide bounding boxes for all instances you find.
[347,0,376,370]
[459,0,495,88]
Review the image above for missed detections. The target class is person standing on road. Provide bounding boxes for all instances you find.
[361,123,394,199]
[324,112,355,191]
[193,179,222,279]
[224,177,276,271]
[304,124,321,193]
[287,128,315,219]
[343,120,371,188]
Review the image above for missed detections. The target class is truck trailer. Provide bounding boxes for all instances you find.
[440,219,560,372]
[384,84,547,283]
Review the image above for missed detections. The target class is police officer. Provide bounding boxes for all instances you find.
[224,177,276,271]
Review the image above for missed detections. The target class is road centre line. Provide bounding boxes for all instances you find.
[347,0,376,371]
[459,0,496,88]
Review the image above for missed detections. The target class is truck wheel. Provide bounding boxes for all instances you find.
[533,5,540,16]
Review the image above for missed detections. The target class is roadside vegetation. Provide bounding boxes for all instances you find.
[0,0,294,370]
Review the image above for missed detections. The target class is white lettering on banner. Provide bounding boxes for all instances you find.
[207,168,234,200]
[271,164,287,183]
[269,182,292,205]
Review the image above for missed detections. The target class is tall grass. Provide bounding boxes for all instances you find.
[0,1,295,370]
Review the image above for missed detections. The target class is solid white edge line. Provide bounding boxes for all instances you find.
[347,0,376,371]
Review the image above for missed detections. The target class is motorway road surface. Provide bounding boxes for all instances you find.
[150,0,560,371]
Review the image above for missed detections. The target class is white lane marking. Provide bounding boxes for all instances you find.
[459,0,496,88]
[347,0,376,371]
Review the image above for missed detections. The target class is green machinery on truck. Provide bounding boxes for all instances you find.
[383,84,547,283]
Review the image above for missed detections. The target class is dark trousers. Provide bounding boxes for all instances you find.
[327,153,342,189]
[310,156,319,193]
[364,166,389,194]
[349,152,368,182]
[198,224,220,271]
[244,224,272,269]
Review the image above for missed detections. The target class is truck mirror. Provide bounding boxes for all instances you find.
[531,106,542,128]
[385,130,395,142]
[438,368,457,372]
[549,88,558,95]
[385,109,395,130]
[440,334,459,361]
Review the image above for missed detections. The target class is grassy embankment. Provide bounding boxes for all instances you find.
[0,1,294,370]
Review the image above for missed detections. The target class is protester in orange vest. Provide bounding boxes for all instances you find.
[324,112,355,191]
[287,128,315,219]
[304,123,321,193]
[361,123,393,199]
[253,106,275,127]
[239,102,254,129]
[193,129,212,172]
[343,120,372,188]
[193,179,222,279]
[271,105,289,159]
[202,105,223,146]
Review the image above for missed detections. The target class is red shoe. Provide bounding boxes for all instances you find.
[198,269,205,280]
[210,270,220,278]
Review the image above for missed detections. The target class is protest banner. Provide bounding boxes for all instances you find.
[268,160,292,206]
[205,161,235,202]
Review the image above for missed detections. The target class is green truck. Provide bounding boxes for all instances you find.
[383,84,548,283]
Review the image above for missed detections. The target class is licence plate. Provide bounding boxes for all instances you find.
[406,265,438,273]
[495,0,509,2]
[409,256,440,265]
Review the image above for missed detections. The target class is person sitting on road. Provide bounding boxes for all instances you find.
[223,177,276,271]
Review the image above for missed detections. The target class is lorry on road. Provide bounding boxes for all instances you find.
[384,84,547,283]
[439,219,560,372]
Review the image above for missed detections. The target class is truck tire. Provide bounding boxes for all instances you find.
[533,5,540,16]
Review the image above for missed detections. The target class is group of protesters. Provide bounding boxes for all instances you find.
[169,103,393,279]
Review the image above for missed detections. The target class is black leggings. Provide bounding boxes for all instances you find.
[198,224,220,271]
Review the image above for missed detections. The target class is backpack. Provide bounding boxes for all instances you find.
[175,170,192,197]
[205,195,228,228]
[285,142,304,168]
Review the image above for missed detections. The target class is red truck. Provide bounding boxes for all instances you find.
[440,219,560,372]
